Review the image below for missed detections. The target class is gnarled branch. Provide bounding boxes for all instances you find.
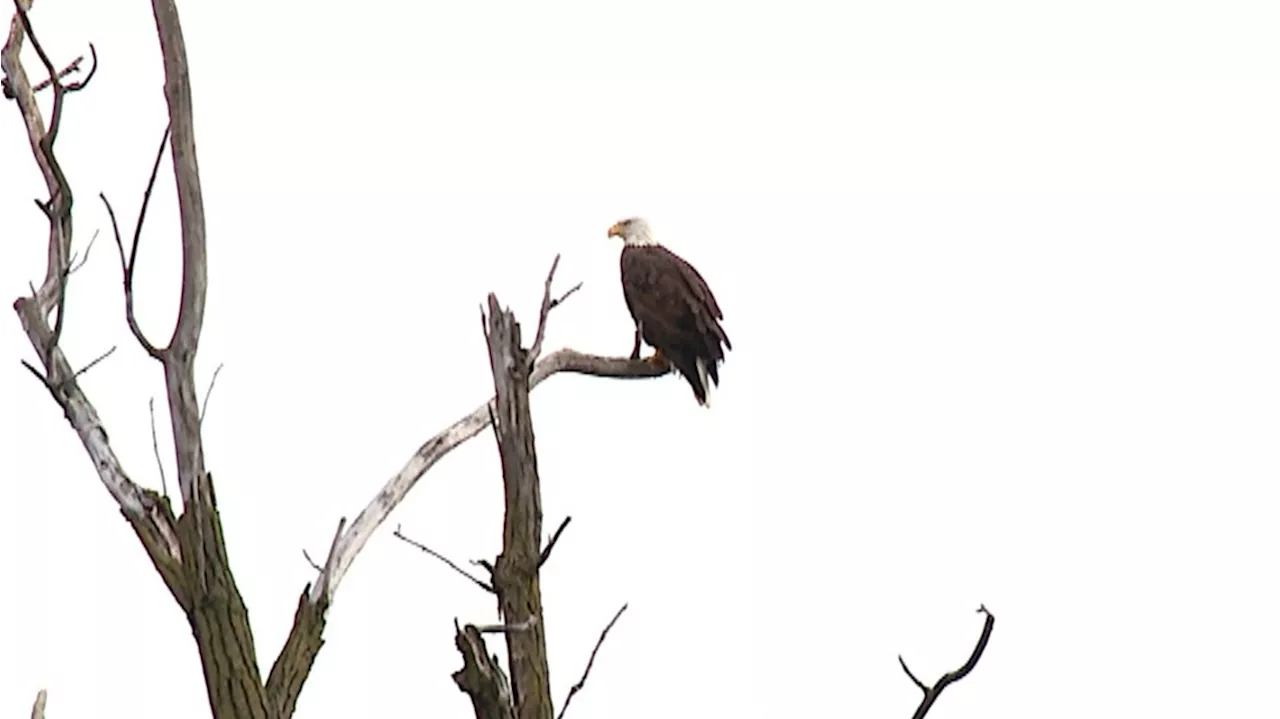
[453,622,517,719]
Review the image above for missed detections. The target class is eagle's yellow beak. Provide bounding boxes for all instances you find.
[607,222,625,238]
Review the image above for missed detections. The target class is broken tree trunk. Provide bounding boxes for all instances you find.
[482,294,555,719]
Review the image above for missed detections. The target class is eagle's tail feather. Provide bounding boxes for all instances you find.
[694,357,711,409]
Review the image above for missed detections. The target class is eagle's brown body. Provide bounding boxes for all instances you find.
[619,242,731,406]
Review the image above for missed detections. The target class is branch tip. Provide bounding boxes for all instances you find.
[393,526,495,593]
[148,396,169,497]
[30,688,47,719]
[539,515,572,567]
[199,362,224,425]
[556,603,629,719]
[529,253,583,364]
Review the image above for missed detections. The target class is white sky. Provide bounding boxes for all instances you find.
[3,1,1279,717]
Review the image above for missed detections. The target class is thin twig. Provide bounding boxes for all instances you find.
[393,525,495,593]
[898,655,928,692]
[130,123,171,292]
[199,362,224,425]
[539,515,572,567]
[556,603,628,719]
[899,605,996,719]
[10,42,98,102]
[551,283,583,310]
[17,53,81,96]
[101,193,161,359]
[20,359,55,393]
[528,254,583,365]
[67,229,99,274]
[301,549,323,572]
[73,345,116,379]
[61,43,97,92]
[147,397,169,497]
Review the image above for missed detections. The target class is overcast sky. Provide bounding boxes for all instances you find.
[3,1,1279,717]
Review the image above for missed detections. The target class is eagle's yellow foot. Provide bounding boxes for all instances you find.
[644,350,668,368]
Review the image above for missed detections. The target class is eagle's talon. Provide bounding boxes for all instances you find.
[645,351,668,368]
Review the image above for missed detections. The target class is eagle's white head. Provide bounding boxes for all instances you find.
[607,217,659,247]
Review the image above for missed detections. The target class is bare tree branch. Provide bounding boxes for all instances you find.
[199,361,224,424]
[528,254,583,365]
[146,0,209,513]
[149,396,169,497]
[556,603,628,719]
[100,122,171,361]
[67,228,98,274]
[7,0,86,370]
[72,344,115,379]
[899,605,996,719]
[29,689,47,719]
[394,524,495,593]
[3,50,80,98]
[311,260,670,606]
[539,515,571,567]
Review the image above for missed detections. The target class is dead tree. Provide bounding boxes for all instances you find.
[4,3,664,717]
[394,287,631,719]
[7,2,997,717]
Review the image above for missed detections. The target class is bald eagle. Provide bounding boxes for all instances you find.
[607,217,731,407]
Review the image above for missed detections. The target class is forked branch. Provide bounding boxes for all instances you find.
[898,605,996,719]
[100,123,171,360]
[528,254,583,365]
[6,0,180,561]
[309,256,670,606]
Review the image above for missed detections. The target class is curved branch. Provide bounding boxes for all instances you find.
[148,0,208,510]
[310,348,668,604]
[899,605,996,719]
[6,1,182,565]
